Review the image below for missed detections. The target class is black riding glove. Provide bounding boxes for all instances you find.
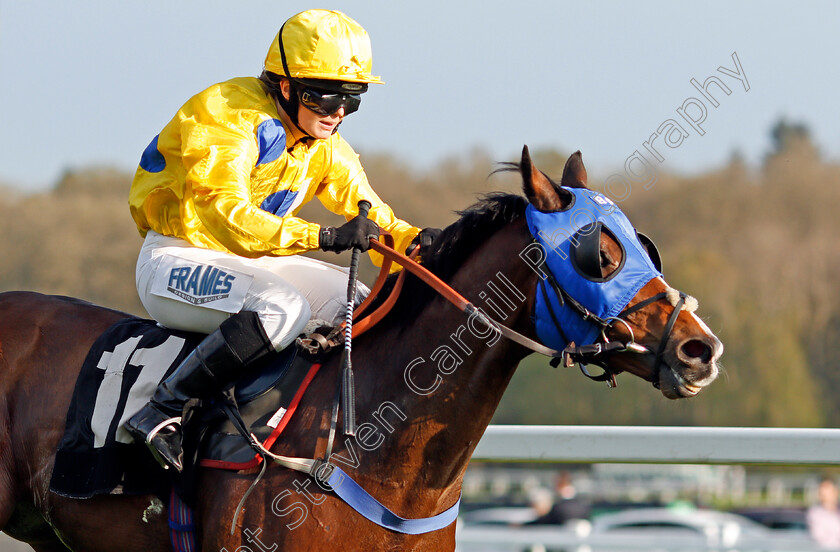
[406,227,442,257]
[319,216,380,253]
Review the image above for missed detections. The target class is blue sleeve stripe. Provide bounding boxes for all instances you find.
[256,119,286,166]
[260,189,299,217]
[140,134,166,173]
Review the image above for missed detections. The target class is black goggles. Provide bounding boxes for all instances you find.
[298,87,361,116]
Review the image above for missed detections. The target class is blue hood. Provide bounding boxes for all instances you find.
[526,187,662,350]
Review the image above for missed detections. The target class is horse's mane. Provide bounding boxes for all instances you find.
[368,192,528,324]
[423,192,528,277]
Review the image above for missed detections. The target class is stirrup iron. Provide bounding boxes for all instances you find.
[145,416,182,470]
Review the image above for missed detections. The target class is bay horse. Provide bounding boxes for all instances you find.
[0,148,722,551]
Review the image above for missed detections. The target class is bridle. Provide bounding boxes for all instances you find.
[536,260,688,387]
[320,235,688,390]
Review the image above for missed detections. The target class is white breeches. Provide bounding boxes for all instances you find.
[136,231,368,350]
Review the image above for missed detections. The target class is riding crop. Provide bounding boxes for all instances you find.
[341,199,371,436]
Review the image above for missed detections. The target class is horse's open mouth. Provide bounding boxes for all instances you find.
[673,371,702,396]
[658,364,704,399]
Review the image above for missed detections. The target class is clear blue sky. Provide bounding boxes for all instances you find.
[1,0,838,190]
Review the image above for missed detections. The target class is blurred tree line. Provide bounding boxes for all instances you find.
[0,120,837,428]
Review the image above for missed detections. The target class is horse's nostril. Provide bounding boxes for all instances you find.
[681,339,712,363]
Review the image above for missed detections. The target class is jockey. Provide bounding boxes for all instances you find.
[125,9,438,472]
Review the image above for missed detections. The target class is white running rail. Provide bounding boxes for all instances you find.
[472,425,840,465]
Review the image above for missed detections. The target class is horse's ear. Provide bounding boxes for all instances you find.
[561,150,588,189]
[521,145,572,212]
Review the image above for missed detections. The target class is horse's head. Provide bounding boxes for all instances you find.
[516,146,722,398]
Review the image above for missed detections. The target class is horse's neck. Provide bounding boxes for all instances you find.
[351,220,536,508]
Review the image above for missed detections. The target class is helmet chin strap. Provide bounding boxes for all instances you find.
[273,84,312,139]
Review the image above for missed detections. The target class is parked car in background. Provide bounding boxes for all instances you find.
[590,507,771,548]
[732,507,809,531]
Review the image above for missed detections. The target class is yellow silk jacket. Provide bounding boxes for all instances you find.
[129,77,418,263]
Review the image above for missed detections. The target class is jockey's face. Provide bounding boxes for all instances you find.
[297,102,344,139]
[279,80,346,139]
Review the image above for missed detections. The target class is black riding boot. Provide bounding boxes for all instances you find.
[124,311,275,472]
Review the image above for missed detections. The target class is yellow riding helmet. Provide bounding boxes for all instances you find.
[265,9,383,87]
